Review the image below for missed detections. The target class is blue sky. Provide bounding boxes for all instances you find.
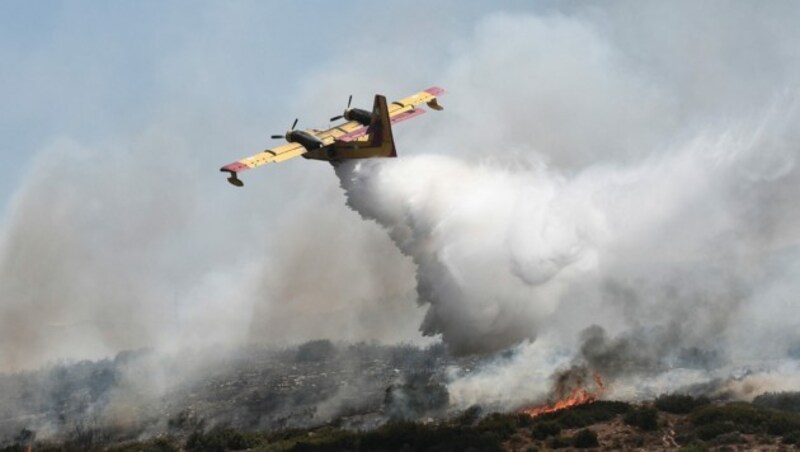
[2,1,799,370]
[1,0,565,367]
[0,0,549,212]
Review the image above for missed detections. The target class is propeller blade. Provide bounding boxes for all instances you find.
[270,135,283,139]
[291,118,299,130]
[346,95,353,109]
[330,115,344,122]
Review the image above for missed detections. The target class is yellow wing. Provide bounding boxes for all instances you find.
[390,86,446,113]
[221,141,305,171]
[314,87,445,143]
[220,121,365,181]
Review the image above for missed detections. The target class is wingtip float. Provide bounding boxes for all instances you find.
[219,86,446,187]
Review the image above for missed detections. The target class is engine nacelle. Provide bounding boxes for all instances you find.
[287,130,324,150]
[344,108,373,126]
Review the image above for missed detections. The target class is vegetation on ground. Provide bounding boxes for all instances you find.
[624,405,659,431]
[7,395,800,451]
[655,393,711,414]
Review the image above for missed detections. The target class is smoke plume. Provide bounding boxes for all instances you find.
[330,3,800,408]
[2,0,800,436]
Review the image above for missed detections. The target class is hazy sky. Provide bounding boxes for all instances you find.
[2,1,799,371]
[0,0,545,211]
[0,0,557,368]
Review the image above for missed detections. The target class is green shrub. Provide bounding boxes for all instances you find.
[295,340,336,363]
[516,412,535,428]
[289,420,510,452]
[674,432,696,446]
[624,406,659,431]
[696,422,736,441]
[555,410,592,429]
[783,430,800,444]
[690,403,766,433]
[655,394,710,414]
[476,412,519,436]
[185,427,260,452]
[455,405,482,426]
[109,437,180,452]
[677,442,709,452]
[369,421,506,452]
[531,421,561,440]
[0,446,25,452]
[627,434,646,447]
[710,431,744,445]
[753,391,800,413]
[572,428,600,448]
[691,402,800,436]
[547,435,570,449]
[765,413,800,435]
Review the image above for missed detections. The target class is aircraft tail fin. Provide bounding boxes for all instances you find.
[366,94,397,158]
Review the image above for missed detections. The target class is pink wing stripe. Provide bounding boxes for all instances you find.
[424,86,446,96]
[391,107,426,124]
[338,126,369,142]
[221,162,250,173]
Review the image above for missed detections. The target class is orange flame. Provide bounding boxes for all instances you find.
[521,371,606,418]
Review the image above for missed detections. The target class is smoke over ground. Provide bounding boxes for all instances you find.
[337,107,799,348]
[330,3,800,408]
[1,0,800,437]
[337,103,800,408]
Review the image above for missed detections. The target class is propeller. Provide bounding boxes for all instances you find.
[329,95,353,122]
[271,118,299,139]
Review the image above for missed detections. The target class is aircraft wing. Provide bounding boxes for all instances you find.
[391,86,446,112]
[316,87,445,143]
[310,120,368,144]
[220,142,307,185]
[219,86,445,186]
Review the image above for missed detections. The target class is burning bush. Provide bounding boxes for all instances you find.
[521,367,606,418]
[535,401,631,429]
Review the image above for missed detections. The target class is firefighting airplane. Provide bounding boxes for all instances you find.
[220,87,445,186]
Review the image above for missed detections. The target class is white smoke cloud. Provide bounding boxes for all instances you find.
[328,4,800,408]
[336,102,799,346]
[335,156,594,355]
